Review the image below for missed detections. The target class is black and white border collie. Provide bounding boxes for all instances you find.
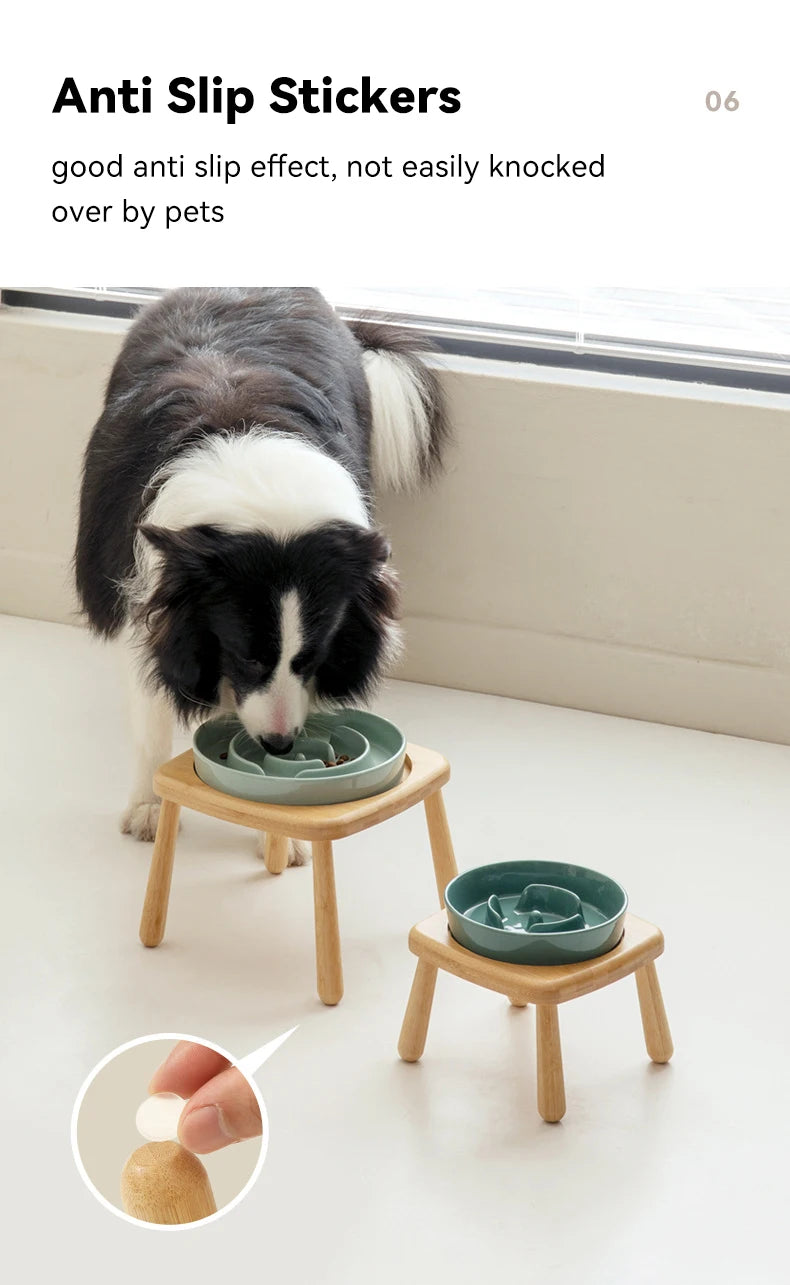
[75,287,448,861]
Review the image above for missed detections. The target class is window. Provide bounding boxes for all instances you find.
[328,286,790,383]
[4,285,790,392]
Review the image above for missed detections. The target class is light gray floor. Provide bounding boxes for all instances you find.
[2,615,787,1281]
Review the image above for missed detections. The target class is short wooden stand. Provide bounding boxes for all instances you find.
[139,745,457,1006]
[121,1141,217,1225]
[398,911,673,1122]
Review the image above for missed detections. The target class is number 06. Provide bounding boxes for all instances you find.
[706,90,739,111]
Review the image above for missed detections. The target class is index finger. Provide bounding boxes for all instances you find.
[148,1041,232,1097]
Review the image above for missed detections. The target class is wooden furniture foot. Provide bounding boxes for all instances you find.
[509,997,528,1007]
[536,1004,566,1122]
[139,800,181,947]
[312,839,343,1005]
[398,960,438,1062]
[424,789,458,907]
[635,962,673,1063]
[262,832,290,876]
[121,1141,217,1225]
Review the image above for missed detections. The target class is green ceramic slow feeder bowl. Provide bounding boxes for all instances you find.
[193,709,406,806]
[445,860,628,965]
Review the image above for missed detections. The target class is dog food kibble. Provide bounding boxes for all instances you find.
[219,751,228,760]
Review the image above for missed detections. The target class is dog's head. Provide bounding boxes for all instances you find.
[137,520,399,750]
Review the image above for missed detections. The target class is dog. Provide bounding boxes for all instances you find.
[75,287,448,862]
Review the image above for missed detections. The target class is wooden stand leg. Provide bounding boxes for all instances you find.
[311,839,343,1006]
[635,962,674,1063]
[423,789,458,907]
[263,832,290,876]
[139,800,181,948]
[509,997,528,1007]
[398,960,438,1062]
[121,1141,217,1225]
[536,1004,566,1122]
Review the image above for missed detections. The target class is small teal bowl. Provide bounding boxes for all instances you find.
[445,860,628,965]
[193,709,406,806]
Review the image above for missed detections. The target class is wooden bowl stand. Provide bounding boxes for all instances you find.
[138,744,458,1006]
[398,911,673,1122]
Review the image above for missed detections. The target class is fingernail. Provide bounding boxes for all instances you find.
[178,1105,235,1153]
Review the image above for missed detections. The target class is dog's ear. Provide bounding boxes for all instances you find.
[314,525,401,702]
[146,593,221,714]
[138,525,222,715]
[139,524,225,570]
[138,524,178,555]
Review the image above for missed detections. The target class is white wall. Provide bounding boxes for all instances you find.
[3,305,790,743]
[0,309,127,621]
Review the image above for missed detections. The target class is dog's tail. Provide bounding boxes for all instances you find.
[348,319,450,493]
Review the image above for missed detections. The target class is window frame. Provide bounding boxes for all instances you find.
[4,285,790,395]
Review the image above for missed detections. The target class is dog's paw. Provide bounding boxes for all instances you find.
[256,834,311,867]
[120,801,161,842]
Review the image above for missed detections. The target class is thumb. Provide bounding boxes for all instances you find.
[178,1066,262,1154]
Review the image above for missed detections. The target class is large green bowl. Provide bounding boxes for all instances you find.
[193,709,405,806]
[445,860,628,966]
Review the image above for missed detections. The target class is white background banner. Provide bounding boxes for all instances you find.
[2,0,787,280]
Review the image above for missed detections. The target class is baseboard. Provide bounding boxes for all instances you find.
[395,614,790,745]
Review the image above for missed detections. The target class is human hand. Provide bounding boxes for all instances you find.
[149,1041,262,1154]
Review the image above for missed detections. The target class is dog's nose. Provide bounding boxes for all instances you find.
[260,733,295,756]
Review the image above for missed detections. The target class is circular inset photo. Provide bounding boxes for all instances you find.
[72,1034,267,1229]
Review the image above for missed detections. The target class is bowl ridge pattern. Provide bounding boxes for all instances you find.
[485,884,586,934]
[192,709,406,806]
